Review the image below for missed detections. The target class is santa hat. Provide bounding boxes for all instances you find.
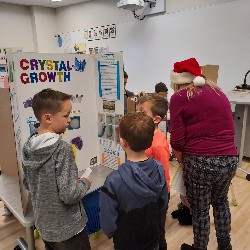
[170,58,205,86]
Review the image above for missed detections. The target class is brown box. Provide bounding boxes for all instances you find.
[0,88,18,176]
[127,97,137,113]
[201,65,219,84]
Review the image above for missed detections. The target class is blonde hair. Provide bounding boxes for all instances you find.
[171,80,220,100]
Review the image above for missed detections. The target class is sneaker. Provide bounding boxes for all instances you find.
[2,205,12,216]
[181,243,194,250]
[171,205,190,219]
[178,213,192,225]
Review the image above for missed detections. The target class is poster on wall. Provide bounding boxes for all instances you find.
[109,24,116,38]
[61,33,72,53]
[103,25,110,39]
[88,28,94,41]
[94,27,101,40]
[83,29,88,40]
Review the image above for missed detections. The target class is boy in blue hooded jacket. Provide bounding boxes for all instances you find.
[100,112,169,250]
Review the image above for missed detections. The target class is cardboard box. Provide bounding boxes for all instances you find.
[0,88,18,176]
[201,65,219,84]
[127,97,137,113]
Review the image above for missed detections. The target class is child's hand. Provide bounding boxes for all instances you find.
[85,175,92,184]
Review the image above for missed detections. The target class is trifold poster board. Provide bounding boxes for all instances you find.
[7,52,125,215]
[0,88,18,177]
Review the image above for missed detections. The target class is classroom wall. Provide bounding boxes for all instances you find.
[0,3,58,53]
[56,0,134,34]
[0,3,35,52]
[30,6,59,53]
[55,0,247,95]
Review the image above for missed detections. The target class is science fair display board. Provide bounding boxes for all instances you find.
[7,52,125,214]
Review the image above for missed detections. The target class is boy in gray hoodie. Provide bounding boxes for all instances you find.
[100,112,169,250]
[22,88,92,250]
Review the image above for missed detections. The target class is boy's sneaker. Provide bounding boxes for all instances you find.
[2,206,12,216]
[171,205,190,219]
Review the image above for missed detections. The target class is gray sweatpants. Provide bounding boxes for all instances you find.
[183,155,238,250]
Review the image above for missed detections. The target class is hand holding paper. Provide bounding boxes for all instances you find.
[80,167,92,178]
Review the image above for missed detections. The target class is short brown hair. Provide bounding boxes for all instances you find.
[119,112,154,152]
[155,82,168,93]
[137,95,168,119]
[32,88,72,121]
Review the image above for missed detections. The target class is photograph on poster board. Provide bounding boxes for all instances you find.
[68,116,81,130]
[106,125,114,140]
[98,122,106,138]
[88,28,94,41]
[106,114,115,125]
[103,100,115,113]
[98,113,105,123]
[103,25,110,39]
[109,24,116,38]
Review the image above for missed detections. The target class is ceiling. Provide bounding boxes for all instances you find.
[0,0,92,8]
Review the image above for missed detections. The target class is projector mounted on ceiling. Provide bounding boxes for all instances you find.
[117,0,165,20]
[117,0,145,11]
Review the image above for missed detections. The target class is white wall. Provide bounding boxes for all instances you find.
[31,6,59,53]
[56,0,134,34]
[0,3,34,52]
[56,0,247,95]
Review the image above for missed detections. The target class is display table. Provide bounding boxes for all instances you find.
[81,165,114,234]
[225,90,250,181]
[0,174,35,250]
[86,165,114,194]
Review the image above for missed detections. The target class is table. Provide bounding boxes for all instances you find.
[225,90,250,181]
[85,165,114,194]
[0,174,35,250]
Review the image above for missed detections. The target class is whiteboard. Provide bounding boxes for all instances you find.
[58,0,250,96]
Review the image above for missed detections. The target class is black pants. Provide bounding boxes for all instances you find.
[158,192,170,250]
[183,155,238,250]
[44,228,91,250]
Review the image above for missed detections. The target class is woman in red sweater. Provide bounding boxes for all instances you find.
[169,58,238,250]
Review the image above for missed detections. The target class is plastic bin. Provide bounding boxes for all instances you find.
[82,188,101,234]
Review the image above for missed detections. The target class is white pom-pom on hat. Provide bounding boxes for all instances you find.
[193,76,205,86]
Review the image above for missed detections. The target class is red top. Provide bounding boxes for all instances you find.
[170,85,238,156]
[146,130,170,192]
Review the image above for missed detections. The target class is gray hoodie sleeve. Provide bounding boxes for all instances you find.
[55,143,91,204]
[22,165,30,191]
